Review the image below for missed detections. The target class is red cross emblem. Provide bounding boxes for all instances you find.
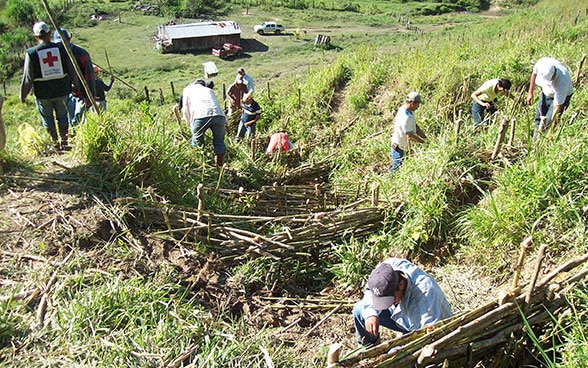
[42,51,59,67]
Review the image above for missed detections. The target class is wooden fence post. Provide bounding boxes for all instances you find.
[507,118,516,146]
[267,81,271,100]
[159,88,165,104]
[297,87,301,109]
[575,53,586,84]
[454,109,463,145]
[170,81,176,100]
[371,182,380,207]
[491,116,509,159]
[144,86,150,103]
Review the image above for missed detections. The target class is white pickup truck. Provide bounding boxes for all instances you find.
[254,21,285,35]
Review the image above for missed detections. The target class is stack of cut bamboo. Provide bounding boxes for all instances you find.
[116,195,386,261]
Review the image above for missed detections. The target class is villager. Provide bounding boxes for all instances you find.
[93,65,115,113]
[181,79,227,167]
[526,57,573,133]
[236,93,262,140]
[471,78,513,127]
[266,132,293,154]
[54,28,96,127]
[390,92,427,172]
[226,77,249,130]
[236,67,254,93]
[20,22,79,150]
[353,258,453,346]
[0,94,5,151]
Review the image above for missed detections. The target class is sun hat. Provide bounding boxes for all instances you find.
[367,263,399,310]
[406,91,424,104]
[33,22,50,36]
[53,28,71,42]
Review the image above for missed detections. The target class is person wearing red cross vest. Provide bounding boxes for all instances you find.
[20,22,79,151]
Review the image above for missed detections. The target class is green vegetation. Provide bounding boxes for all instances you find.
[0,0,587,366]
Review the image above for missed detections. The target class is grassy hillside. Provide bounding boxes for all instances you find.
[1,0,588,366]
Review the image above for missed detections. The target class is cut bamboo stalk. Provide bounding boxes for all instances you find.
[328,344,343,365]
[305,303,341,337]
[575,52,586,85]
[523,244,547,311]
[507,118,516,146]
[491,116,509,159]
[512,236,533,290]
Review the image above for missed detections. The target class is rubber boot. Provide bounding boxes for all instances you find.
[215,153,225,167]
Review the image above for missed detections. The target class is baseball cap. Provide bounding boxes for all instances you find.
[53,28,70,42]
[33,22,50,36]
[367,263,399,310]
[406,91,424,104]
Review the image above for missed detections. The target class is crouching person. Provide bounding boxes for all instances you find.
[353,258,452,346]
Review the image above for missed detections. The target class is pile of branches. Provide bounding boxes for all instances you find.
[217,183,374,216]
[327,250,588,368]
[116,190,388,261]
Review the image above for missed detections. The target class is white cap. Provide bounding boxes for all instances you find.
[33,22,50,36]
[406,91,424,104]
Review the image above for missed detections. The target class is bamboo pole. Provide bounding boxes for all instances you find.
[507,118,516,146]
[93,62,138,92]
[491,116,509,159]
[575,52,586,85]
[523,244,546,312]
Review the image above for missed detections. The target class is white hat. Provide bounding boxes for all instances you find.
[406,91,424,104]
[33,22,50,36]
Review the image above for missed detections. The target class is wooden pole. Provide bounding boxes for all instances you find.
[523,244,547,313]
[144,86,150,103]
[491,116,509,159]
[170,81,176,100]
[575,52,586,85]
[267,81,271,100]
[297,87,301,109]
[512,236,532,290]
[159,88,165,104]
[507,118,516,146]
[93,62,137,91]
[454,110,462,145]
[41,0,99,112]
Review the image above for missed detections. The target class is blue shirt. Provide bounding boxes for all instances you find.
[359,258,453,331]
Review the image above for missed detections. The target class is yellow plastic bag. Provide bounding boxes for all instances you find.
[18,123,44,156]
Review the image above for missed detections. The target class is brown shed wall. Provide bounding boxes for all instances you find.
[170,35,241,53]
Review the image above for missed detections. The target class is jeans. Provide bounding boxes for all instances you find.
[390,145,405,172]
[67,95,87,126]
[534,92,572,130]
[191,115,226,154]
[35,95,69,140]
[353,301,408,346]
[471,101,497,127]
[236,119,256,139]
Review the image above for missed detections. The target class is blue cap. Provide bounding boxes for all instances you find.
[53,28,70,42]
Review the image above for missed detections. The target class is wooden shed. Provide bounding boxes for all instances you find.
[156,21,241,54]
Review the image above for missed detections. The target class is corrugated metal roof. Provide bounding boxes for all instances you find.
[161,21,241,40]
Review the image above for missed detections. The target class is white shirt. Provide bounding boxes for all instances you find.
[533,57,574,105]
[391,105,416,151]
[181,83,224,126]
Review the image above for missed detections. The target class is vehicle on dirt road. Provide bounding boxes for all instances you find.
[254,21,285,35]
[212,43,243,59]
